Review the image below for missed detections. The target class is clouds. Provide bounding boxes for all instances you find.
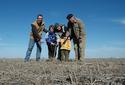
[86,41,125,58]
[112,19,125,25]
[120,20,125,25]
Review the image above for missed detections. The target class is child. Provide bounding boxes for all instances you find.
[54,23,67,61]
[46,25,57,61]
[60,31,71,62]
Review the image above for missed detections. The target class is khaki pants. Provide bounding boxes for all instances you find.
[73,38,85,61]
[61,49,70,62]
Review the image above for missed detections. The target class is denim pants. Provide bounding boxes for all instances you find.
[25,38,41,61]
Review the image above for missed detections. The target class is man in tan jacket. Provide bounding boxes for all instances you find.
[25,14,47,62]
[66,14,86,62]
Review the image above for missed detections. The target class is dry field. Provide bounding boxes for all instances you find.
[0,58,125,85]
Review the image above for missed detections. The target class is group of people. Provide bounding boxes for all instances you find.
[24,14,86,62]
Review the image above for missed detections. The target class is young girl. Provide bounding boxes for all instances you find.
[46,25,57,61]
[60,31,71,62]
[54,23,67,61]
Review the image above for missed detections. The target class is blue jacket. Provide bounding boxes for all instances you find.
[46,32,57,44]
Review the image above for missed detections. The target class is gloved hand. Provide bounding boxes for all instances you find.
[79,38,82,43]
[51,42,55,45]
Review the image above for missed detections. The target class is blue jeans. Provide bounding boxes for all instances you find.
[25,38,41,61]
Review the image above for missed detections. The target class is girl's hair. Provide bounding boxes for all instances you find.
[49,25,55,31]
[54,23,63,32]
[61,31,70,38]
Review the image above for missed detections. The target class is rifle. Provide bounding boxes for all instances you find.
[62,35,70,46]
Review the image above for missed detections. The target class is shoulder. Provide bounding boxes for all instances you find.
[31,21,45,26]
[32,20,37,25]
[31,21,37,28]
[42,21,45,26]
[76,18,85,26]
[76,18,82,23]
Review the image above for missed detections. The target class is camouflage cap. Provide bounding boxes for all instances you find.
[66,14,74,20]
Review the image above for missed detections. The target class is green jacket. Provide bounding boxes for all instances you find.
[67,19,86,39]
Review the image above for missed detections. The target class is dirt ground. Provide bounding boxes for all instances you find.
[0,58,125,85]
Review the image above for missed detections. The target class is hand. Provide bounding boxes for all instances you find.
[79,39,82,43]
[51,42,55,45]
[79,36,82,39]
[37,36,41,41]
[39,36,41,39]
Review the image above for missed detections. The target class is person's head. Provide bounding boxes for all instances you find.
[55,23,62,32]
[66,14,76,23]
[65,31,70,37]
[36,14,43,24]
[57,25,62,31]
[61,31,70,38]
[49,25,54,32]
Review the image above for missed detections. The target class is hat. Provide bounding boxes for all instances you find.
[66,14,74,20]
[54,23,60,28]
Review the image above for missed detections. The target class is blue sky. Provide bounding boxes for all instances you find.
[0,0,125,58]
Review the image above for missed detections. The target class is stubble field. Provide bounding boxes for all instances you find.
[0,58,125,85]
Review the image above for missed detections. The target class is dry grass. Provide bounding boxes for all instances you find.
[0,58,125,85]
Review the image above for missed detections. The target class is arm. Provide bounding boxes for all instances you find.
[67,22,74,40]
[78,20,86,39]
[43,28,48,33]
[67,22,72,35]
[46,33,52,44]
[41,23,48,33]
[54,35,57,44]
[50,34,57,45]
[46,38,51,44]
